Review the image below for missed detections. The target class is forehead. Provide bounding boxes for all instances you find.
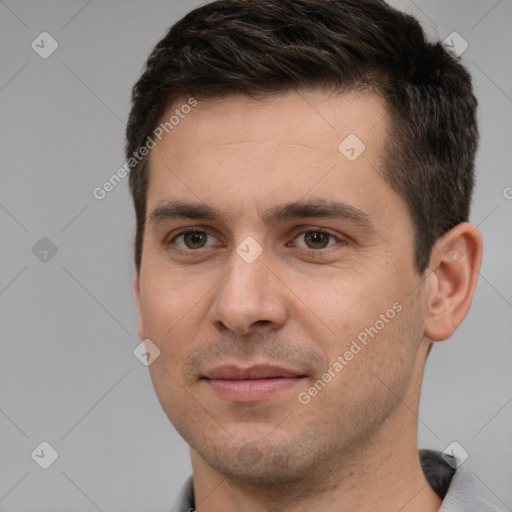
[145,90,403,230]
[153,89,388,159]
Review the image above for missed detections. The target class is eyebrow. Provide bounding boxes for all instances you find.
[148,199,374,232]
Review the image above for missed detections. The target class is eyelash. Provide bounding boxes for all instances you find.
[167,228,345,254]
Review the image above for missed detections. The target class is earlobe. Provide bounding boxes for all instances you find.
[134,276,146,340]
[424,223,483,342]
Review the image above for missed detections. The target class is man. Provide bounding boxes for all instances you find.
[126,0,499,510]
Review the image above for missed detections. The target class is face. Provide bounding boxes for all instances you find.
[135,90,428,484]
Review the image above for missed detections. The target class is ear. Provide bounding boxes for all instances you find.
[424,222,483,341]
[134,276,146,340]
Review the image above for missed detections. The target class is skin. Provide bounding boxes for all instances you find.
[134,90,482,511]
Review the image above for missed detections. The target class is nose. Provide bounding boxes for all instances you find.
[209,248,289,336]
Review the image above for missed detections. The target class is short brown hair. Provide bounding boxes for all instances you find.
[126,0,478,273]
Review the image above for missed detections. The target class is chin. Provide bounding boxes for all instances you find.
[190,431,332,486]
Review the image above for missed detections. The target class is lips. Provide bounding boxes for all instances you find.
[204,365,304,380]
[202,365,306,402]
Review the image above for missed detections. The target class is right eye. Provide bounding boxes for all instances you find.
[169,229,220,250]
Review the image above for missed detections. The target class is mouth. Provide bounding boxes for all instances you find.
[202,365,307,402]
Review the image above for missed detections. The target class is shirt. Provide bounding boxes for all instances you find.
[169,449,503,512]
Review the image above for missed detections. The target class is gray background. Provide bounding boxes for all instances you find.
[0,1,511,511]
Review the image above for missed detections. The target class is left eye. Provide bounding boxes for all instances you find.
[292,230,339,250]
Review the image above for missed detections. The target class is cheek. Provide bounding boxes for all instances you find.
[141,275,206,423]
[299,273,396,335]
[138,273,204,367]
[297,267,420,372]
[140,261,208,326]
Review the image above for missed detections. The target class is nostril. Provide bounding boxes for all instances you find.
[252,320,271,327]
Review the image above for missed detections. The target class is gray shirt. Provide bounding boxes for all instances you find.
[169,450,502,512]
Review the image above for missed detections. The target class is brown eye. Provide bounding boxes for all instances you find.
[172,230,215,250]
[303,231,332,249]
[183,231,207,249]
